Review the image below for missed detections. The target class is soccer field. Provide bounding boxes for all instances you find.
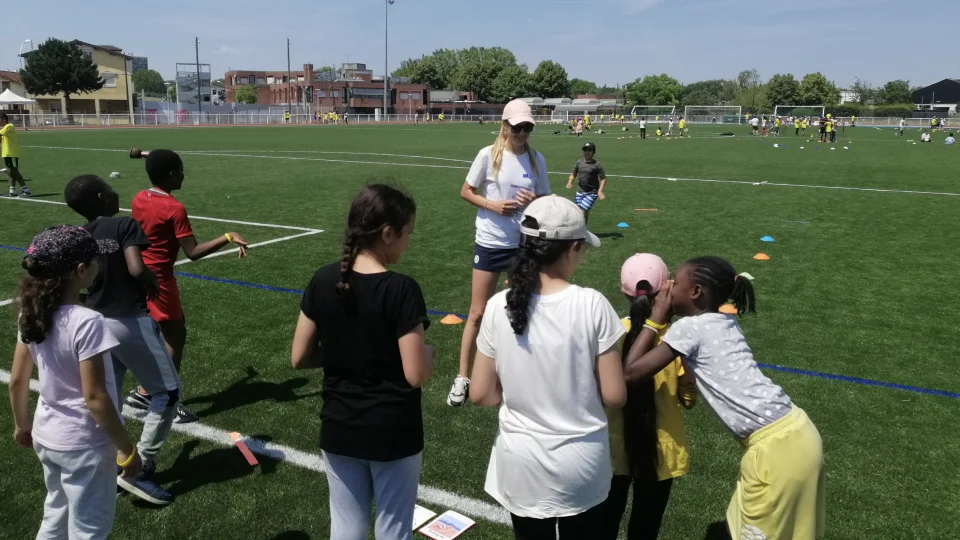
[1,122,958,539]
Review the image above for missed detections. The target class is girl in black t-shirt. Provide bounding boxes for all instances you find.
[291,185,434,540]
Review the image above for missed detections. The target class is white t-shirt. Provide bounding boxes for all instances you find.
[899,119,906,128]
[921,132,931,142]
[750,117,760,127]
[946,136,955,145]
[476,285,625,518]
[22,305,121,451]
[662,312,792,440]
[639,119,647,128]
[466,145,551,249]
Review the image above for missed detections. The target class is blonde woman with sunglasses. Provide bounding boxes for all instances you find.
[447,99,551,407]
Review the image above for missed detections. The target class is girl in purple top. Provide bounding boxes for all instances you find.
[9,226,142,540]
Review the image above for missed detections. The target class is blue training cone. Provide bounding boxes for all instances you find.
[760,235,775,242]
[617,222,630,229]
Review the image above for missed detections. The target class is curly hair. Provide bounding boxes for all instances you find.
[337,184,417,297]
[505,217,579,335]
[16,258,73,344]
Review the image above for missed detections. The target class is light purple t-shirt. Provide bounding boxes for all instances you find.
[22,305,121,451]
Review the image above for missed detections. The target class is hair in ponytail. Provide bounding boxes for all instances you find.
[16,258,75,344]
[490,122,539,180]
[685,256,757,315]
[336,184,417,297]
[621,284,660,481]
[505,217,578,335]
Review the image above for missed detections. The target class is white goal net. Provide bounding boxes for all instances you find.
[630,105,676,121]
[683,106,743,124]
[772,105,825,119]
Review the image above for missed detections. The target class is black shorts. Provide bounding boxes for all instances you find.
[473,244,518,273]
[3,157,18,170]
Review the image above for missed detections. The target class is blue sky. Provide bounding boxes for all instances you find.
[2,0,956,89]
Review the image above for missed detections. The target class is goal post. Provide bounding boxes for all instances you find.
[630,105,675,122]
[683,105,743,124]
[772,105,825,119]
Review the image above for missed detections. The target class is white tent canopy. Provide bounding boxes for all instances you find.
[0,89,36,105]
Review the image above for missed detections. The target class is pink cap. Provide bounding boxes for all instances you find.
[502,99,535,126]
[620,253,670,297]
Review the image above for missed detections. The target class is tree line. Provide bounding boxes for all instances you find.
[394,48,919,115]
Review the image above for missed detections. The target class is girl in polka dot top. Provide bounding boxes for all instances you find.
[622,256,825,540]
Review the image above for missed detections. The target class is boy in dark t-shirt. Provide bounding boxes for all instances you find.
[65,174,181,506]
[566,142,607,223]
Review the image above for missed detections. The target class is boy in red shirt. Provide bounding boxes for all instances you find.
[129,149,249,422]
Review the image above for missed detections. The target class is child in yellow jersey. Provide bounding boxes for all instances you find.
[801,117,809,135]
[678,117,686,136]
[794,117,801,136]
[624,256,824,540]
[601,254,695,540]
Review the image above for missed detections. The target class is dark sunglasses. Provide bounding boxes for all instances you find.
[510,123,535,134]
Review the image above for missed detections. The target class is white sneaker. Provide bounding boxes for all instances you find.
[447,376,470,407]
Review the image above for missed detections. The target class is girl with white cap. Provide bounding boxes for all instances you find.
[470,195,626,539]
[447,99,552,407]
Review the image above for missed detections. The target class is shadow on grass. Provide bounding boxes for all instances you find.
[272,532,311,540]
[595,232,625,240]
[704,521,731,540]
[183,367,321,418]
[22,193,61,198]
[139,434,280,504]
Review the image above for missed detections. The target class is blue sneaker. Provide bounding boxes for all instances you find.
[117,463,173,505]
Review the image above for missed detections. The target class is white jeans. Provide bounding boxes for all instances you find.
[34,442,116,540]
[323,451,422,540]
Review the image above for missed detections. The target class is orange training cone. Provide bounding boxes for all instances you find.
[719,304,738,314]
[753,253,771,261]
[440,314,464,325]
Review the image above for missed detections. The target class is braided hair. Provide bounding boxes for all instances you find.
[685,256,756,315]
[336,184,417,297]
[505,216,580,335]
[621,283,660,481]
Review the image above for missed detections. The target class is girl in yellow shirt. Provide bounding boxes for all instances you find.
[602,254,695,540]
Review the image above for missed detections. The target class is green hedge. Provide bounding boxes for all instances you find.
[824,104,915,118]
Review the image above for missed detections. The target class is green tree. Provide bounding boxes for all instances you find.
[734,69,764,111]
[797,72,841,105]
[410,57,446,89]
[529,61,570,99]
[569,78,598,96]
[681,79,738,106]
[132,69,166,94]
[489,65,531,103]
[19,38,104,118]
[625,74,682,106]
[234,85,257,104]
[211,78,225,88]
[452,60,504,102]
[764,74,800,107]
[850,78,875,105]
[166,84,177,103]
[877,79,911,105]
[391,58,419,78]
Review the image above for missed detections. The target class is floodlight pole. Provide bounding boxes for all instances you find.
[384,0,393,118]
[195,37,202,117]
[19,39,33,69]
[287,38,292,117]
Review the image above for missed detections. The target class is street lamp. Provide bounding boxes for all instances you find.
[385,0,394,118]
[19,39,33,69]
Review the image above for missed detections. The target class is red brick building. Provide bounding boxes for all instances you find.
[224,62,506,116]
[225,63,432,115]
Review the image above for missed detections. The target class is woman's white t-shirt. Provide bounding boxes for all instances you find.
[476,285,625,518]
[466,145,551,249]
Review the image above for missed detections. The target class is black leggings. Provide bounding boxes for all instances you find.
[511,502,606,540]
[600,475,674,540]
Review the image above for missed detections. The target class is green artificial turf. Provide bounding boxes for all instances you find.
[1,122,958,539]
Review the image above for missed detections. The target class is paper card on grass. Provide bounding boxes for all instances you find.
[412,505,437,531]
[419,510,476,539]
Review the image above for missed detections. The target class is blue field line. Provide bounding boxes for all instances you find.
[2,242,957,400]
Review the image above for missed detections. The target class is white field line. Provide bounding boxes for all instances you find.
[0,193,322,232]
[0,299,12,307]
[172,229,322,266]
[24,145,960,198]
[0,368,511,526]
[180,150,474,164]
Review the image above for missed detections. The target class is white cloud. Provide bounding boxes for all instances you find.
[215,45,247,56]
